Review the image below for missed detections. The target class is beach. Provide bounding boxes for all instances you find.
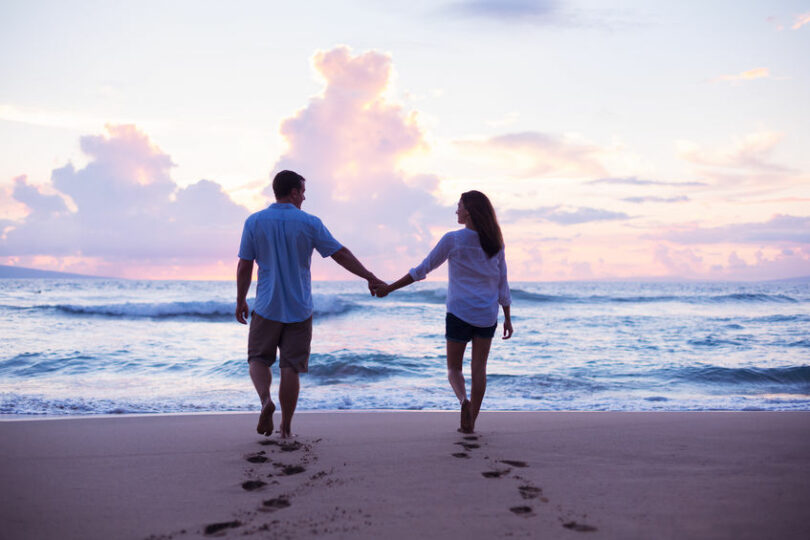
[2,411,809,539]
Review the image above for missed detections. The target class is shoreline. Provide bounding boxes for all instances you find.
[3,408,809,422]
[2,411,809,539]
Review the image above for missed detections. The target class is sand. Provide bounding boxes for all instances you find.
[1,411,809,539]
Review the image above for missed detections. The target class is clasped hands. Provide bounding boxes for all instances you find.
[367,277,391,298]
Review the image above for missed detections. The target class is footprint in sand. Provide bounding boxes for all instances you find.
[280,441,303,452]
[454,442,480,450]
[518,485,548,503]
[500,460,528,468]
[245,453,269,464]
[482,469,511,478]
[204,520,241,535]
[259,439,304,452]
[451,452,470,459]
[562,521,598,532]
[241,480,267,491]
[274,464,306,476]
[509,506,534,517]
[261,497,291,512]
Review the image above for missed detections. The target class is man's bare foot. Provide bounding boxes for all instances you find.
[257,400,275,436]
[460,399,473,433]
[280,422,296,439]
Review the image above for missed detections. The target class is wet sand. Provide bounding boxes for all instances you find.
[1,411,809,539]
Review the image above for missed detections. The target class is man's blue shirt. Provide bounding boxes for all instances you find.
[238,203,342,323]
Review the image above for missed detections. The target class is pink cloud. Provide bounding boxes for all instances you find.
[0,125,249,273]
[457,131,606,178]
[269,46,451,277]
[713,67,771,83]
[652,243,810,281]
[792,12,810,29]
[677,131,791,173]
[658,215,810,245]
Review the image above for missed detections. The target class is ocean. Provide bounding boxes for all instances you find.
[1,279,808,415]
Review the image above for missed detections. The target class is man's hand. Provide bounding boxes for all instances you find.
[368,277,386,297]
[502,319,513,339]
[235,299,250,324]
[371,281,390,298]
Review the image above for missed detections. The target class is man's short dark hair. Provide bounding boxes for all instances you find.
[272,170,305,199]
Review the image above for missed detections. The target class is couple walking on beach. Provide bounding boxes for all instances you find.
[235,170,513,438]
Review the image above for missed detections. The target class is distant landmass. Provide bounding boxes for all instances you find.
[0,265,107,279]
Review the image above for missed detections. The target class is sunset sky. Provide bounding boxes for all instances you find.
[1,0,809,281]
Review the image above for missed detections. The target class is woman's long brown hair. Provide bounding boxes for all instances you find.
[461,190,504,258]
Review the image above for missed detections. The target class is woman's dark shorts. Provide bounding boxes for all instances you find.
[445,312,497,343]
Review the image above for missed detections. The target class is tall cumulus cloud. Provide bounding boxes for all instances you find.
[268,46,451,273]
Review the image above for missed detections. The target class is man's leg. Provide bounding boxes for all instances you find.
[279,367,299,438]
[276,316,311,438]
[469,336,492,432]
[249,360,275,435]
[248,312,282,437]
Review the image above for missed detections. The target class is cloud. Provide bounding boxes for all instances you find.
[446,0,558,21]
[267,46,451,272]
[653,245,707,278]
[653,243,810,281]
[458,131,606,179]
[12,175,69,215]
[717,249,810,280]
[713,67,771,83]
[659,215,810,245]
[588,176,706,187]
[677,131,791,173]
[1,125,249,264]
[505,206,630,225]
[793,12,810,29]
[622,196,689,204]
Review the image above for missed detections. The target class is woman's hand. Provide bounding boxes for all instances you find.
[374,283,390,298]
[502,319,513,339]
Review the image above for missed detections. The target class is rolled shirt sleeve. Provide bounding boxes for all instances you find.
[497,249,512,306]
[311,218,343,258]
[238,217,255,260]
[409,233,454,281]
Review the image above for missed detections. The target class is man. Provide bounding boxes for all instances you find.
[236,170,382,438]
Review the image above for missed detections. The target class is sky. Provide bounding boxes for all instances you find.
[1,0,809,281]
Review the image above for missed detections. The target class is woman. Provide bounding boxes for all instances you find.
[376,190,513,433]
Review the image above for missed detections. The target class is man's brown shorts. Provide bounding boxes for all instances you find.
[248,312,312,373]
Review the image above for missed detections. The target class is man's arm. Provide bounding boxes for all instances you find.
[235,258,254,324]
[330,247,384,294]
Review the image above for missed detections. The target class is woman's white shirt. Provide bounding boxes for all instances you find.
[409,228,511,327]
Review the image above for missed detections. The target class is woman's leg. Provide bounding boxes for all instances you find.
[446,340,468,403]
[470,336,492,430]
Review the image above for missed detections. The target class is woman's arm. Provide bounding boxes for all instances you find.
[499,249,513,339]
[501,304,513,339]
[375,233,453,298]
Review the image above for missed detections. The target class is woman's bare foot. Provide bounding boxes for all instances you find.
[257,400,275,436]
